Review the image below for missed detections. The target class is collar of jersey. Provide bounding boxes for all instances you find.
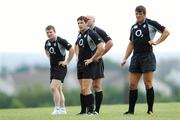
[79,28,89,35]
[136,18,147,25]
[49,36,58,42]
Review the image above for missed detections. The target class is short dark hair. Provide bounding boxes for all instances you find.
[45,25,56,32]
[77,16,88,23]
[135,5,146,15]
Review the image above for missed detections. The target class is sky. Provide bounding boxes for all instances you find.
[0,0,179,55]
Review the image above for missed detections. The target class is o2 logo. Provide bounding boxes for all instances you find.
[49,47,56,54]
[79,39,84,47]
[135,29,143,37]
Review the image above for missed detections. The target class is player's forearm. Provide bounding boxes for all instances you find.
[45,50,50,59]
[123,42,134,60]
[91,43,104,60]
[102,40,113,56]
[66,47,74,64]
[74,45,79,57]
[155,28,170,45]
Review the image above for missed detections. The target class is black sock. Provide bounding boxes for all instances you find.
[146,87,154,112]
[95,91,103,113]
[128,89,138,113]
[85,94,94,113]
[80,94,86,113]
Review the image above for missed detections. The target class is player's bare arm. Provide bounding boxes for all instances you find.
[84,42,104,65]
[120,41,134,68]
[74,45,79,57]
[102,40,113,56]
[149,28,170,45]
[45,49,50,59]
[59,47,74,66]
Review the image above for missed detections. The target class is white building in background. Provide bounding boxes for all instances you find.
[0,75,15,96]
[166,70,180,85]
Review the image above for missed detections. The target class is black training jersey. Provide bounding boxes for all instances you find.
[45,36,72,66]
[129,18,165,54]
[76,28,102,62]
[92,26,111,43]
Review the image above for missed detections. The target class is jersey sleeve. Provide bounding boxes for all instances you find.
[75,40,78,45]
[89,30,102,45]
[44,40,48,50]
[59,38,72,50]
[129,26,133,41]
[148,19,165,33]
[75,34,80,45]
[96,27,111,43]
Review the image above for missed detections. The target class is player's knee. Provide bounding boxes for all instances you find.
[129,82,138,90]
[50,87,56,92]
[80,88,86,95]
[144,81,152,89]
[93,84,100,90]
[93,84,101,91]
[50,85,58,92]
[83,88,91,95]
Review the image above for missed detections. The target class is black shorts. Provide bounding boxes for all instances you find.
[129,52,156,73]
[77,61,96,80]
[93,58,104,80]
[50,65,67,83]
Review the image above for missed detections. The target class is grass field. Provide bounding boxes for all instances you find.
[0,102,180,120]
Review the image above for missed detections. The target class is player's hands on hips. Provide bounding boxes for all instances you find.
[94,55,102,62]
[59,61,68,67]
[120,59,126,68]
[148,40,157,46]
[84,58,93,66]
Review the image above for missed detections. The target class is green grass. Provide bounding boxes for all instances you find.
[0,102,180,120]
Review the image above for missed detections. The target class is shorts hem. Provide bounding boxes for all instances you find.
[129,69,155,73]
[50,78,65,83]
[92,76,104,80]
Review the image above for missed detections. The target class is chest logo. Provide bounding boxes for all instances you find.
[135,29,143,37]
[49,47,56,54]
[79,39,84,47]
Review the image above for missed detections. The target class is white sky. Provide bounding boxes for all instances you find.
[0,0,179,55]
